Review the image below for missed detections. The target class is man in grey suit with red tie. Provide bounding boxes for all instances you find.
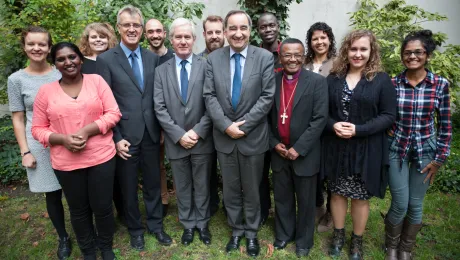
[154,18,214,246]
[203,10,275,257]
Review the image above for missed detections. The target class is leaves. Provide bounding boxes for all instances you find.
[20,212,30,221]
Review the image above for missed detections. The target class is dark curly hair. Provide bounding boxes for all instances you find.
[305,22,336,64]
[401,29,438,58]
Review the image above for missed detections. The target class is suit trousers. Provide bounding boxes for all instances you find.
[273,159,317,249]
[54,157,115,255]
[116,129,163,236]
[170,153,212,228]
[218,148,264,239]
[209,152,220,212]
[260,151,272,219]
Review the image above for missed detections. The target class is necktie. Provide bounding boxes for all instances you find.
[232,53,242,110]
[130,52,143,90]
[180,60,188,103]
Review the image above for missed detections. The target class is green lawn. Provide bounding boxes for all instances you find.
[0,188,459,260]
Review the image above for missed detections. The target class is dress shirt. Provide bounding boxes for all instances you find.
[175,54,193,93]
[229,46,248,96]
[120,42,144,82]
[32,74,121,171]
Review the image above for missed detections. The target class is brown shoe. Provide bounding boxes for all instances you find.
[398,219,422,260]
[385,218,403,260]
[317,211,333,233]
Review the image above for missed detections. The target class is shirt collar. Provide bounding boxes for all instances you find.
[283,69,301,81]
[175,53,193,67]
[399,68,435,85]
[260,40,281,54]
[230,45,248,59]
[120,42,141,59]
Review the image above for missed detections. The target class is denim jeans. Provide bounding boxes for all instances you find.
[386,136,436,225]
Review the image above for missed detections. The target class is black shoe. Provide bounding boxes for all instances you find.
[153,230,172,246]
[101,250,116,260]
[246,238,260,257]
[130,235,145,251]
[162,204,169,218]
[273,239,289,250]
[225,236,242,253]
[296,247,310,257]
[57,236,72,260]
[181,229,194,246]
[329,228,345,257]
[349,233,363,260]
[197,227,212,245]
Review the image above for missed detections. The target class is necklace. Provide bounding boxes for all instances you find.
[280,76,299,124]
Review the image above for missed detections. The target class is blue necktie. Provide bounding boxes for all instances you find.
[232,53,242,110]
[180,60,188,103]
[130,52,143,90]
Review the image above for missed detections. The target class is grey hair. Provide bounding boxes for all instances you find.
[169,18,196,39]
[117,5,144,26]
[224,10,252,29]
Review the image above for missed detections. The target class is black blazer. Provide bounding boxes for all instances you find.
[322,72,396,198]
[268,69,329,176]
[96,44,161,146]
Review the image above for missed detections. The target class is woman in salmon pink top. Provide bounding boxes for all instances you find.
[32,42,121,260]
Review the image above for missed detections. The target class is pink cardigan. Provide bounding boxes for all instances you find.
[32,74,121,171]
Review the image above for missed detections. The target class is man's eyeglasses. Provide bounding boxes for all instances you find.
[281,54,303,60]
[119,23,143,29]
[402,50,426,57]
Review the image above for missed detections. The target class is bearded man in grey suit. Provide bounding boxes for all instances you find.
[203,10,275,257]
[154,18,214,246]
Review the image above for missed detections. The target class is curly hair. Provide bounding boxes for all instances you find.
[330,29,382,81]
[78,22,118,57]
[305,22,336,64]
[401,29,438,57]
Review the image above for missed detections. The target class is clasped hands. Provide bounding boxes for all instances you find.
[180,129,199,150]
[62,129,89,153]
[275,143,299,160]
[333,122,356,139]
[225,120,246,139]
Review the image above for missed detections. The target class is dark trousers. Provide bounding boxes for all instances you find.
[209,152,220,212]
[316,177,331,212]
[218,148,264,239]
[260,151,272,219]
[54,157,116,256]
[273,159,317,249]
[45,190,68,239]
[116,129,162,235]
[113,172,124,217]
[170,153,212,229]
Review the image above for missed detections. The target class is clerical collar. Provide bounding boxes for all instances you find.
[283,69,301,81]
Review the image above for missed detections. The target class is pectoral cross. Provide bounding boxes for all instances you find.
[281,112,288,124]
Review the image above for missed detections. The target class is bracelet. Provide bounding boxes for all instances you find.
[430,160,442,168]
[21,151,31,157]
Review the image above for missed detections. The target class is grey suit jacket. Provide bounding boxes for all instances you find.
[154,55,214,160]
[203,45,275,156]
[96,44,161,146]
[268,69,328,176]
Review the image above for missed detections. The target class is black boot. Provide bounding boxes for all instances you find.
[349,233,363,260]
[57,236,72,260]
[329,228,345,257]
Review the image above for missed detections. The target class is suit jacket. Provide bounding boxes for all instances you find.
[268,69,328,176]
[203,45,275,156]
[153,54,214,160]
[96,44,161,146]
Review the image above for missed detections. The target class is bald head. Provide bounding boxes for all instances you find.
[144,18,167,51]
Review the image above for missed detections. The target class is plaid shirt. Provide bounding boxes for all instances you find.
[388,69,452,169]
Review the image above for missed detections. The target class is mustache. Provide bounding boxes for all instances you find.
[149,37,163,41]
[209,38,221,43]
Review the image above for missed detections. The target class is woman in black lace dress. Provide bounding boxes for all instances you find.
[322,30,396,259]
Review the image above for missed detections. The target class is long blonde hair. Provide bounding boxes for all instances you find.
[330,29,382,81]
[78,22,118,56]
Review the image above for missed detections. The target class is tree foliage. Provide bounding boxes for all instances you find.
[237,0,303,46]
[350,0,460,104]
[0,0,204,104]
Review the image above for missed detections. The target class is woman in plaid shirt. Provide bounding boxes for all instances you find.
[384,30,452,260]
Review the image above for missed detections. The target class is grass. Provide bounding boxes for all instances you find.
[0,188,459,260]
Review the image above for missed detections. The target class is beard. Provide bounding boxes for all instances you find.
[206,39,224,52]
[148,37,165,50]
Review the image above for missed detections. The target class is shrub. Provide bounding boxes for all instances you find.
[0,115,26,184]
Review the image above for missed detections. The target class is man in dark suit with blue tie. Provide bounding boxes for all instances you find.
[96,5,172,250]
[203,10,275,257]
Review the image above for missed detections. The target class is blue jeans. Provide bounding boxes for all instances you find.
[386,136,436,225]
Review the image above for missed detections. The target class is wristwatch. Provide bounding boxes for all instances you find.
[21,151,31,157]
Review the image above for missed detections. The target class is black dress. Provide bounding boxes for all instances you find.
[321,72,397,199]
[81,57,97,74]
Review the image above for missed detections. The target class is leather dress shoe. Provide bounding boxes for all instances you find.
[197,228,212,245]
[273,239,289,250]
[130,235,145,250]
[296,247,311,257]
[57,236,72,259]
[246,238,260,257]
[152,230,172,246]
[181,229,194,245]
[162,204,169,218]
[225,236,242,253]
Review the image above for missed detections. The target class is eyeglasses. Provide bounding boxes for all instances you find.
[403,50,426,57]
[119,23,143,29]
[281,53,303,60]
